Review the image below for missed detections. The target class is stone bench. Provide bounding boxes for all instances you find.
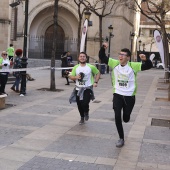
[0,94,7,109]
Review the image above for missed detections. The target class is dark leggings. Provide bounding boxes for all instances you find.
[0,74,8,93]
[113,93,135,140]
[76,89,91,118]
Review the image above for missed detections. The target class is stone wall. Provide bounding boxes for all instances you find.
[0,0,11,52]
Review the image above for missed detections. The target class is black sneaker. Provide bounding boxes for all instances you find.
[84,113,89,121]
[116,139,124,148]
[79,118,85,125]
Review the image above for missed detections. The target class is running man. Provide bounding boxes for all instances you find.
[99,42,153,147]
[69,52,100,125]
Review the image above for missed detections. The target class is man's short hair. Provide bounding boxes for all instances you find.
[79,52,87,58]
[121,48,131,57]
[10,44,13,47]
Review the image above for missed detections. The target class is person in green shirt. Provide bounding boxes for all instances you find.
[7,44,15,61]
[69,52,100,125]
[99,42,153,148]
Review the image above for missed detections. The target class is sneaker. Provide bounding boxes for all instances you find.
[84,113,89,121]
[116,139,124,148]
[11,87,15,91]
[20,94,25,97]
[79,118,85,125]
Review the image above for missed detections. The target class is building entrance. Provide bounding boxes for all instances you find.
[44,25,65,59]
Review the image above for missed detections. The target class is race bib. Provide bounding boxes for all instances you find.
[118,79,129,88]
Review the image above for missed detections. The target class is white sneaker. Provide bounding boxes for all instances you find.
[20,94,25,97]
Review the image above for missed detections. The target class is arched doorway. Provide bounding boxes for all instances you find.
[44,25,65,59]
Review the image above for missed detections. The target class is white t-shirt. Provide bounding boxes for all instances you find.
[108,58,142,96]
[1,58,10,73]
[71,63,99,90]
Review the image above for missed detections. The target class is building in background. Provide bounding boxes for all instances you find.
[137,4,170,63]
[1,0,136,61]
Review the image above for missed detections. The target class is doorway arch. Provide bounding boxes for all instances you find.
[44,25,65,59]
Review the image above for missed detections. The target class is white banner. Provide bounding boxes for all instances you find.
[153,29,164,67]
[80,19,88,52]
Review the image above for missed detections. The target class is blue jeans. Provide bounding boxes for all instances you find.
[101,64,105,74]
[12,76,21,91]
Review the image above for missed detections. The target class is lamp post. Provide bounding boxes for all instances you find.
[138,40,142,51]
[20,0,28,96]
[107,25,113,73]
[130,32,135,61]
[130,32,135,52]
[84,9,91,54]
[142,43,145,51]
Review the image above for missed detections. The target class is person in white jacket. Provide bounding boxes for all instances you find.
[0,51,11,95]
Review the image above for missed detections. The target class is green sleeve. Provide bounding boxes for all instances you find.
[88,64,99,75]
[70,64,79,76]
[130,62,142,73]
[108,58,119,68]
[0,58,3,64]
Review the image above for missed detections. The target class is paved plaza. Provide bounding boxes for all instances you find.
[0,68,170,170]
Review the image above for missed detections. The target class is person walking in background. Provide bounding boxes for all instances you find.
[67,51,73,66]
[69,52,100,125]
[7,44,15,61]
[61,51,70,85]
[99,42,153,148]
[0,51,11,95]
[11,49,22,93]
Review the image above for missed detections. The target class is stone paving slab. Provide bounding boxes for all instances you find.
[22,104,73,115]
[144,126,170,141]
[0,158,24,170]
[18,156,114,170]
[0,113,54,127]
[45,134,121,159]
[0,126,31,146]
[138,142,170,164]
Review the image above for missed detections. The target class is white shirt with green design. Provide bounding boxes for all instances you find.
[71,63,99,90]
[108,58,142,96]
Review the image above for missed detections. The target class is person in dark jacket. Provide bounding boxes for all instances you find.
[11,49,22,93]
[61,52,70,85]
[99,42,153,148]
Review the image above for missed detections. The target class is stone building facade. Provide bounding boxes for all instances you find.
[0,0,11,52]
[1,0,136,61]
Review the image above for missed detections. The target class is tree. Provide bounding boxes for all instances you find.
[127,0,170,99]
[82,0,116,47]
[50,0,69,91]
[50,0,59,91]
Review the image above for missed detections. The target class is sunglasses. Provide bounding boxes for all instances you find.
[3,54,7,56]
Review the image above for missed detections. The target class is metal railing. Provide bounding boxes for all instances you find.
[28,36,78,60]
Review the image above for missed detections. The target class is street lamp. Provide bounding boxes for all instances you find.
[138,40,142,51]
[20,0,29,96]
[130,32,135,53]
[84,9,91,54]
[107,25,114,73]
[142,43,145,51]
